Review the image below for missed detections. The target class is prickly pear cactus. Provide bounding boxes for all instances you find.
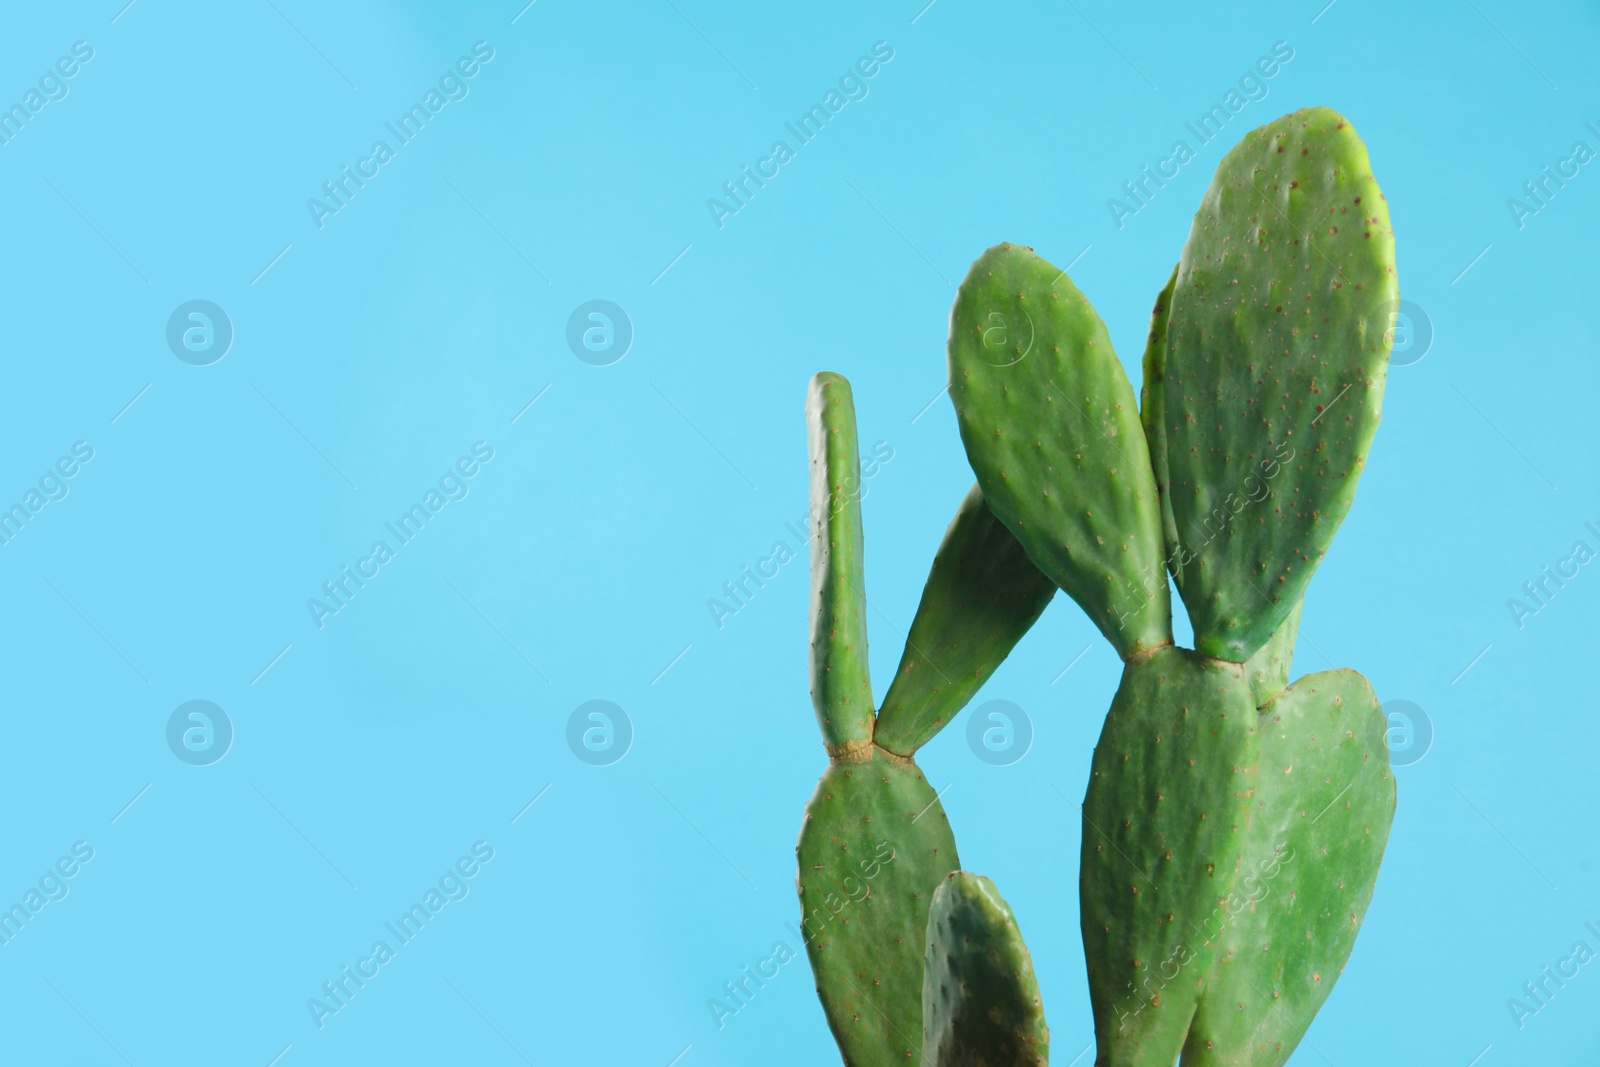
[921,872,1049,1067]
[1078,649,1258,1067]
[1151,107,1398,662]
[948,243,1171,657]
[875,483,1057,757]
[1243,601,1303,707]
[1138,264,1180,584]
[796,105,1402,1067]
[1143,112,1397,1063]
[940,108,1398,1067]
[797,373,1052,1066]
[1180,670,1395,1067]
[807,372,875,753]
[798,749,960,1065]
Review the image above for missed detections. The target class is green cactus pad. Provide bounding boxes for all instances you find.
[948,242,1171,658]
[1139,264,1180,579]
[921,872,1049,1067]
[1156,108,1397,661]
[798,748,961,1066]
[875,484,1057,756]
[1242,600,1303,708]
[1181,669,1395,1067]
[1080,647,1258,1067]
[808,372,875,751]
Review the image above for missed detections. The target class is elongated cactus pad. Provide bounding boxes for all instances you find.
[809,372,875,751]
[1156,107,1397,661]
[875,484,1057,756]
[921,872,1049,1067]
[1181,669,1395,1067]
[1080,648,1258,1067]
[799,749,961,1066]
[1242,600,1303,708]
[949,243,1171,657]
[1139,264,1180,577]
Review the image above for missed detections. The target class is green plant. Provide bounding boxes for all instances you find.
[795,107,1399,1067]
[796,373,1053,1065]
[923,872,1049,1067]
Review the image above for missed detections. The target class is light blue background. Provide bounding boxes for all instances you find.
[0,1,1595,1064]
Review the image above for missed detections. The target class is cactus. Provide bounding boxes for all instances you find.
[921,872,1049,1067]
[806,372,875,754]
[1243,600,1303,707]
[797,374,1053,1066]
[1180,669,1394,1066]
[1152,108,1397,663]
[875,484,1058,757]
[1077,648,1258,1066]
[947,246,1171,657]
[797,749,959,1065]
[795,107,1400,1067]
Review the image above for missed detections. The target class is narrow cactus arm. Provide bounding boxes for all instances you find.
[948,243,1172,657]
[874,483,1057,756]
[922,872,1049,1067]
[1158,107,1398,661]
[807,371,874,753]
